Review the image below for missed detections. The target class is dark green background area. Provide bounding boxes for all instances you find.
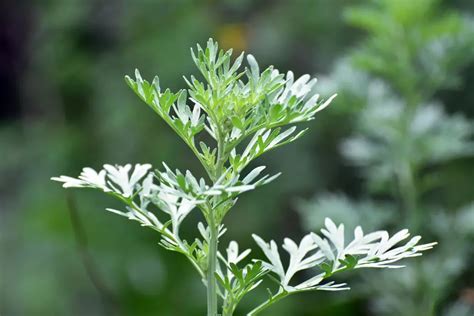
[1,1,473,315]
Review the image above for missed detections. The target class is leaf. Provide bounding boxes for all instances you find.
[247,54,260,84]
[254,218,435,293]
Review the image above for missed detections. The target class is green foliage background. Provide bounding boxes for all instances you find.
[1,1,473,315]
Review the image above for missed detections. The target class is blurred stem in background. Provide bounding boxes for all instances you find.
[397,98,419,230]
[66,192,121,315]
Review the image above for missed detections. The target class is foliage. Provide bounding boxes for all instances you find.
[52,39,435,315]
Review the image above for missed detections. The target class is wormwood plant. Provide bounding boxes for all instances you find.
[52,39,435,316]
[300,0,474,315]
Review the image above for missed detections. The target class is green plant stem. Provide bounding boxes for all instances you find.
[247,291,289,316]
[204,118,227,315]
[214,129,226,179]
[207,215,219,316]
[222,298,236,316]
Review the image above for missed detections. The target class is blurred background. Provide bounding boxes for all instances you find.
[1,0,473,315]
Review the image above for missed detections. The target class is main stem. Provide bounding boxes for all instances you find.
[207,131,226,316]
[207,216,219,316]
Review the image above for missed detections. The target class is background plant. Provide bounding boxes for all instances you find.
[299,0,474,315]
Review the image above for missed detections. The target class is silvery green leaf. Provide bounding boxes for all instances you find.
[52,163,152,199]
[312,218,436,272]
[242,166,267,184]
[222,241,252,280]
[313,281,350,291]
[320,218,345,261]
[52,167,109,191]
[255,218,435,293]
[105,208,128,217]
[281,234,325,287]
[252,234,285,281]
[246,54,260,84]
[226,241,251,265]
[198,222,227,242]
[103,163,152,198]
[313,93,337,114]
